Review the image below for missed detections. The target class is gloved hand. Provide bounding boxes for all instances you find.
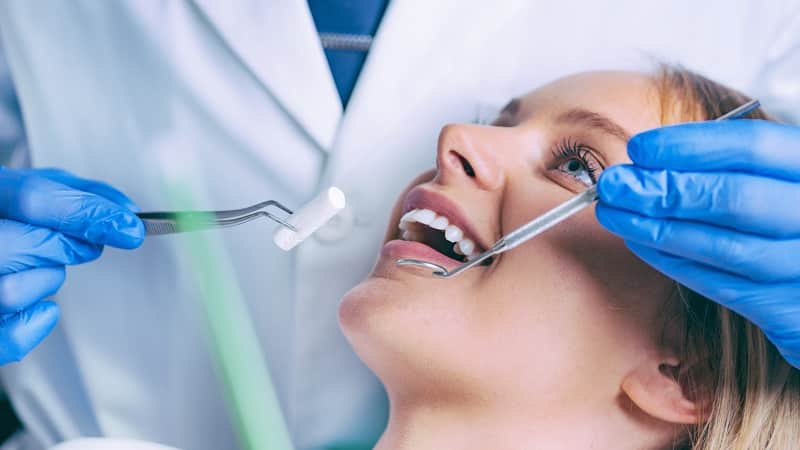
[0,167,144,363]
[596,119,800,368]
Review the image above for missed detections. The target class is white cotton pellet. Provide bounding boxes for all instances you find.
[272,187,346,251]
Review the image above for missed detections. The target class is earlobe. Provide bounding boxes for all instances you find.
[621,358,708,425]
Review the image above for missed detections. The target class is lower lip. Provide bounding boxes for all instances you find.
[381,239,463,271]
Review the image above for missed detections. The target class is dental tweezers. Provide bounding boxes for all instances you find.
[137,200,297,236]
[396,99,761,278]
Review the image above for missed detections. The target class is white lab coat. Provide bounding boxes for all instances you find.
[0,1,797,449]
[50,439,177,450]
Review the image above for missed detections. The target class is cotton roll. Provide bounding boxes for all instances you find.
[272,186,346,251]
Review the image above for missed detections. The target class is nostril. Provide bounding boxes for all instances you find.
[456,153,476,177]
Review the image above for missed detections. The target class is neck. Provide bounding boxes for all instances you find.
[375,390,671,450]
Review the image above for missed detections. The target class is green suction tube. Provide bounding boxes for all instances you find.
[155,159,294,450]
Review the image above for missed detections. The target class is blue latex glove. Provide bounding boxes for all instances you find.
[0,167,144,363]
[596,119,800,368]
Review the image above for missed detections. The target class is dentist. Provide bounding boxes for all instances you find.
[0,1,797,449]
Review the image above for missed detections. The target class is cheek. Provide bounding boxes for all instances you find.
[555,207,673,310]
[470,204,672,384]
[495,184,671,316]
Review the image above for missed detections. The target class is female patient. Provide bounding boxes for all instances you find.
[56,67,797,450]
[339,66,800,450]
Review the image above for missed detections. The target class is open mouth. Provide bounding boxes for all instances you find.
[398,207,491,265]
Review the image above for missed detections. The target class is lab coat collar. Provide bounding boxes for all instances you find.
[192,0,343,151]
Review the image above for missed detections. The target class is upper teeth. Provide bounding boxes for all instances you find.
[399,208,477,258]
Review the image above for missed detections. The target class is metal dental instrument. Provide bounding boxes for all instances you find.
[137,200,297,236]
[396,99,761,278]
[397,185,599,277]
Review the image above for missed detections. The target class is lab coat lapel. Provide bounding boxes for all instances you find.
[192,0,342,151]
[332,0,456,171]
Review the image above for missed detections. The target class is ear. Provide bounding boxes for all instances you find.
[621,356,708,425]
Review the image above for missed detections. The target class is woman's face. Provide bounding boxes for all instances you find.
[340,72,678,412]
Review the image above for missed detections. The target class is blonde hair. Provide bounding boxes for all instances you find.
[654,66,800,450]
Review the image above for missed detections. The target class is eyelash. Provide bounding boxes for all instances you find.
[551,138,604,184]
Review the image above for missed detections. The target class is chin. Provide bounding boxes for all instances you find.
[339,276,417,387]
[339,274,423,359]
[339,273,489,398]
[338,276,393,338]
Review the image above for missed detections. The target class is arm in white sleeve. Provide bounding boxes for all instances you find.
[0,35,28,167]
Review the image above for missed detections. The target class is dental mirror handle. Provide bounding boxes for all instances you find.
[501,184,598,251]
[406,185,597,278]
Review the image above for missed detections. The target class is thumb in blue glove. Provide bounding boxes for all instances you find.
[1,167,144,249]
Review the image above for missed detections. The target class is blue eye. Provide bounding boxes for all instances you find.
[551,139,602,186]
[558,158,595,186]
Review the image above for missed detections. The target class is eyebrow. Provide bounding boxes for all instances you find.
[555,108,631,142]
[499,99,521,116]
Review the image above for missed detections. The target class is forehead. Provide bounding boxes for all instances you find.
[513,71,662,135]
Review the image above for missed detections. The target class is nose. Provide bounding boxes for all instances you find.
[435,124,505,191]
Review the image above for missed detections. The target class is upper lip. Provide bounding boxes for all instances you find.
[400,187,491,253]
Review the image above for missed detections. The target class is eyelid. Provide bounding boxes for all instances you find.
[568,142,607,170]
[583,145,607,169]
[578,146,606,172]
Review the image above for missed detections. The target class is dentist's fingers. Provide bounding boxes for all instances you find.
[596,204,800,282]
[627,120,800,181]
[597,166,800,238]
[0,168,144,249]
[0,267,66,313]
[0,219,103,275]
[0,301,60,364]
